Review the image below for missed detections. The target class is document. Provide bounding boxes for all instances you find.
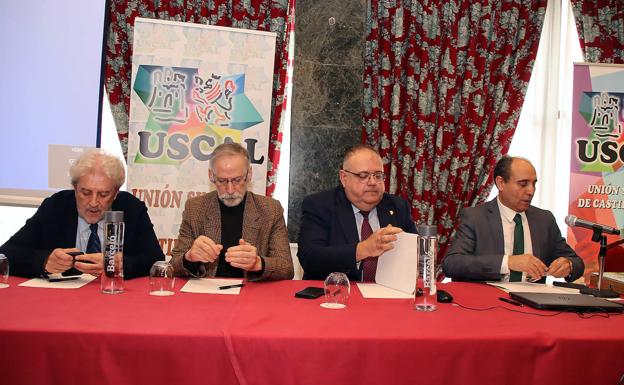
[19,274,97,289]
[604,272,624,283]
[180,278,244,294]
[357,282,414,299]
[487,281,579,294]
[374,232,419,294]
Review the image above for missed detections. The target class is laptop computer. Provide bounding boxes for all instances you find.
[509,292,624,313]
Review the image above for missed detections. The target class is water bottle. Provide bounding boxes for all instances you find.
[415,224,437,311]
[101,211,124,294]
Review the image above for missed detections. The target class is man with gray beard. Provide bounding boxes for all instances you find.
[171,143,293,280]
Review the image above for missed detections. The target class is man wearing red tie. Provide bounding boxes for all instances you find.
[298,144,417,281]
[443,156,584,282]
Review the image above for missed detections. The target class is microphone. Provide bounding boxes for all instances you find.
[564,215,620,235]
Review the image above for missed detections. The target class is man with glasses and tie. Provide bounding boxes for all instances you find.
[171,142,293,280]
[0,150,164,278]
[443,156,584,282]
[298,144,416,281]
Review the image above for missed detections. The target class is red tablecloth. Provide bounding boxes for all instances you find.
[1,276,623,385]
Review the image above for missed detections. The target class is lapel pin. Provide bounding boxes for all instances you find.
[389,210,394,215]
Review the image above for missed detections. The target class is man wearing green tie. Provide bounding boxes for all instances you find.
[443,156,584,282]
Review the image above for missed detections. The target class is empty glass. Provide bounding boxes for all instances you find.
[149,261,175,296]
[0,254,8,288]
[321,272,350,309]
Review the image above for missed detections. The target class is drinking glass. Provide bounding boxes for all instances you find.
[149,261,175,296]
[0,254,9,288]
[321,272,350,309]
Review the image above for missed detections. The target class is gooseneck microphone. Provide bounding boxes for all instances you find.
[564,215,620,235]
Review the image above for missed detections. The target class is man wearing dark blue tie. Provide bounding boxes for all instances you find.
[297,144,417,281]
[0,150,163,279]
[443,156,584,282]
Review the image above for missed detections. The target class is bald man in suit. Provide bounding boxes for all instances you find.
[443,156,584,282]
[298,144,417,281]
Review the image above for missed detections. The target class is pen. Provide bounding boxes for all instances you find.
[49,277,80,282]
[499,297,523,307]
[218,283,244,290]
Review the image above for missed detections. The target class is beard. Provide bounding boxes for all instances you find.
[218,191,245,207]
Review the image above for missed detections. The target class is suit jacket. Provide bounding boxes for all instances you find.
[170,191,293,281]
[297,186,417,281]
[442,199,584,281]
[0,190,164,279]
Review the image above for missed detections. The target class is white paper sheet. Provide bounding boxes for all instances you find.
[357,282,414,298]
[603,272,624,282]
[19,274,97,289]
[180,278,244,294]
[374,232,419,294]
[487,281,580,294]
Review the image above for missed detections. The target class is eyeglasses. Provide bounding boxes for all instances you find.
[211,170,249,187]
[342,169,385,183]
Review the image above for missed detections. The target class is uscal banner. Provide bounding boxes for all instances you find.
[128,18,276,255]
[568,62,624,278]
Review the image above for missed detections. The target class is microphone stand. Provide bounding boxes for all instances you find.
[579,228,619,298]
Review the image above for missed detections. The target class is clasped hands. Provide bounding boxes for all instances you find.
[185,236,262,272]
[45,248,103,276]
[508,254,572,281]
[356,224,403,261]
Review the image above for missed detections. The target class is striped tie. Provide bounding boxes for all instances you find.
[360,211,377,282]
[86,223,101,253]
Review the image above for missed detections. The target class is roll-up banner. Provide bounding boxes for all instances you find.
[128,18,276,255]
[568,63,624,277]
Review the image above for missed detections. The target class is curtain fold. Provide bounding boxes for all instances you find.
[570,0,624,63]
[363,0,547,258]
[105,0,295,195]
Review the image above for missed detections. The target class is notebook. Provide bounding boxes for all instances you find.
[509,292,624,313]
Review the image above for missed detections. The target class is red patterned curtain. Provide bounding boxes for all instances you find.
[571,0,624,63]
[363,0,547,258]
[105,0,295,195]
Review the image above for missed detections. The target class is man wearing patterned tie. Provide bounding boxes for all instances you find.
[298,144,417,281]
[0,150,164,279]
[443,156,584,282]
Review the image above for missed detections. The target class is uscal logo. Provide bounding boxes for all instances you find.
[576,92,624,168]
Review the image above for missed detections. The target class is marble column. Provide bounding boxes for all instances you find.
[288,0,366,241]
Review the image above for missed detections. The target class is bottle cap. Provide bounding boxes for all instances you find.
[104,211,124,222]
[417,224,437,237]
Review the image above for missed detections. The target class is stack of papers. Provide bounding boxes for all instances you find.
[487,282,579,294]
[357,232,419,299]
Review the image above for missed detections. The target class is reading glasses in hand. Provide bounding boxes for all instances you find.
[342,169,385,183]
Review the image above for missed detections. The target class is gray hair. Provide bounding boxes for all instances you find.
[209,142,251,171]
[69,150,126,189]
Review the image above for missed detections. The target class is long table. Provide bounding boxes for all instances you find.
[1,276,623,385]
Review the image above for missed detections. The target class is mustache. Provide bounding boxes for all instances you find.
[218,191,245,207]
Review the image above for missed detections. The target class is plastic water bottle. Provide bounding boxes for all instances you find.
[101,211,124,294]
[415,224,437,311]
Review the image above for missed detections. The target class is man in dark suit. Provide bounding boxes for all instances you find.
[443,156,584,282]
[298,144,417,281]
[0,150,164,279]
